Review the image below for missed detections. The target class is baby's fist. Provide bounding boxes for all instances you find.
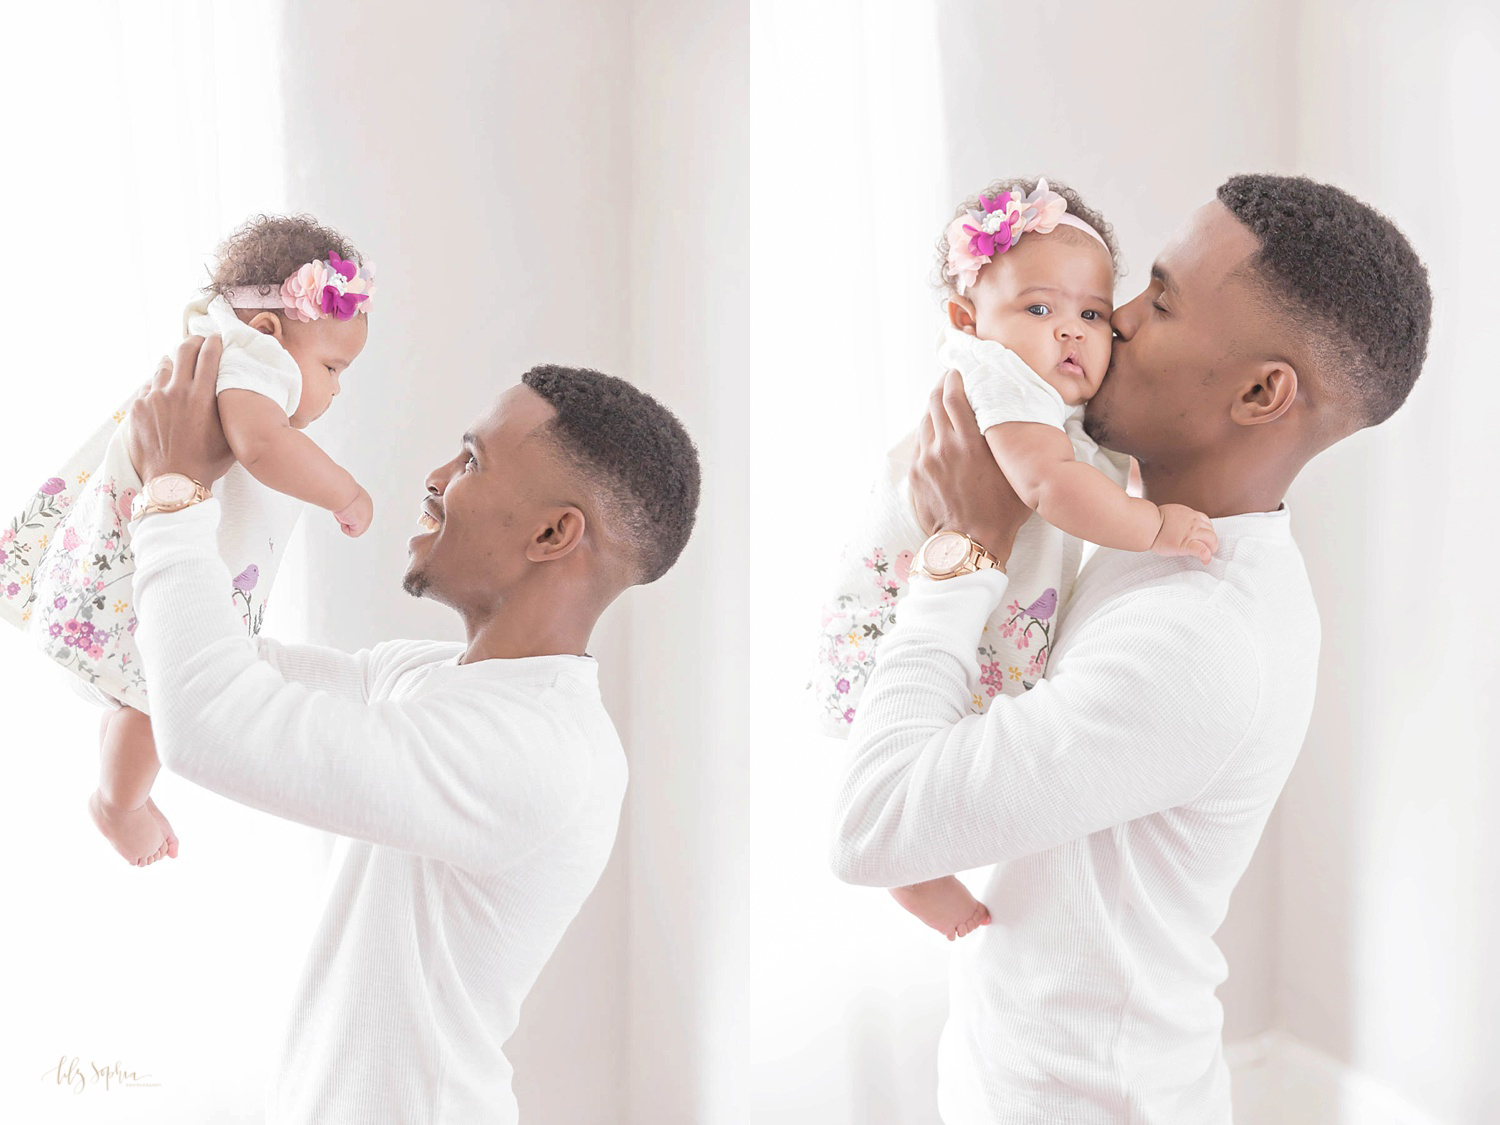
[1151,503,1217,565]
[334,486,374,538]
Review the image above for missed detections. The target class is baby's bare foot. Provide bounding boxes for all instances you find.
[890,876,993,941]
[145,798,179,860]
[87,790,173,866]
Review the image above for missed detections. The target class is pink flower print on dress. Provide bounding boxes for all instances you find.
[979,660,1004,697]
[63,527,81,553]
[39,478,65,497]
[0,527,14,545]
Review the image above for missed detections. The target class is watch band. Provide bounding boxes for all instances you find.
[911,530,1003,581]
[129,475,213,523]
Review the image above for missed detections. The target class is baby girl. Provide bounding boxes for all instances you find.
[0,214,376,866]
[813,178,1217,939]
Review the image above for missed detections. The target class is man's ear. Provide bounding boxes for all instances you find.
[946,297,978,334]
[526,507,587,564]
[246,311,285,341]
[1232,361,1298,426]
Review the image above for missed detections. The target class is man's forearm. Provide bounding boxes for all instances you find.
[832,570,1009,886]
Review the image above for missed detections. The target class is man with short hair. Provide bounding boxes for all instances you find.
[125,339,700,1124]
[830,174,1431,1122]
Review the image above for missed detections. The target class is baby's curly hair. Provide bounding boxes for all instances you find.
[934,176,1121,301]
[205,214,364,302]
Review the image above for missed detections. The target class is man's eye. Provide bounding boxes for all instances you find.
[1151,300,1168,315]
[327,365,337,374]
[464,453,477,471]
[1026,304,1051,316]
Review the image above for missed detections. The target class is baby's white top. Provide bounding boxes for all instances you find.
[184,294,303,416]
[940,325,1108,470]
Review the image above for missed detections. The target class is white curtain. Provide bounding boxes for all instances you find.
[0,4,311,1124]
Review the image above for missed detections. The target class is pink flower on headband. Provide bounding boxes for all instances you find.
[943,178,1079,295]
[328,252,358,282]
[282,260,331,322]
[277,254,377,322]
[321,287,369,319]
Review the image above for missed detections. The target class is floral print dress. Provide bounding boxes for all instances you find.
[0,302,308,714]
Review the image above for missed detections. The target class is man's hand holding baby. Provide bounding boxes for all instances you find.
[126,335,238,488]
[909,369,1032,567]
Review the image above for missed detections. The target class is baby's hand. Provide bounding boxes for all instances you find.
[1151,503,1217,565]
[334,486,374,538]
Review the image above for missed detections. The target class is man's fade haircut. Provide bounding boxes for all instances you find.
[521,364,701,586]
[1217,173,1432,430]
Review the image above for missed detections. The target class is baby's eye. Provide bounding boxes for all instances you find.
[326,365,337,375]
[1081,309,1107,321]
[1026,304,1051,316]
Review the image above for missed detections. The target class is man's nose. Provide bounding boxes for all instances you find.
[1111,300,1137,342]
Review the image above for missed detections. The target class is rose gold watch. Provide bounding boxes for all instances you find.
[910,529,1004,580]
[129,473,213,523]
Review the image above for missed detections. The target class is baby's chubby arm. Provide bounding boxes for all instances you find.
[217,389,373,536]
[983,421,1215,563]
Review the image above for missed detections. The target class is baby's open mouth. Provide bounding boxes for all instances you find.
[1059,351,1083,375]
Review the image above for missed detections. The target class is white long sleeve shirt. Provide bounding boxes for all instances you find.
[131,500,628,1124]
[832,507,1320,1124]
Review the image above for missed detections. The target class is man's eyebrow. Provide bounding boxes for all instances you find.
[1151,262,1179,297]
[463,431,485,454]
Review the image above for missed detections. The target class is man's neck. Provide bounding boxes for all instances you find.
[1138,452,1297,519]
[457,599,599,664]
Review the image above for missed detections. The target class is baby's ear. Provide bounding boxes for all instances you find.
[246,311,285,340]
[946,297,978,334]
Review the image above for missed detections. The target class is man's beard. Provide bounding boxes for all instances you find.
[1082,405,1110,448]
[402,568,430,598]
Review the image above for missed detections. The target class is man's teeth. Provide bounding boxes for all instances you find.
[418,514,439,531]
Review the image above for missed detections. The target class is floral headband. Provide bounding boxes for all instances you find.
[225,252,376,322]
[943,178,1109,295]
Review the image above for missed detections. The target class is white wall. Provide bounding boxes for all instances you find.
[1273,2,1500,1121]
[271,3,639,1121]
[624,2,751,1122]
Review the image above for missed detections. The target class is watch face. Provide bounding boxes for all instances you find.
[923,531,970,574]
[150,475,196,506]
